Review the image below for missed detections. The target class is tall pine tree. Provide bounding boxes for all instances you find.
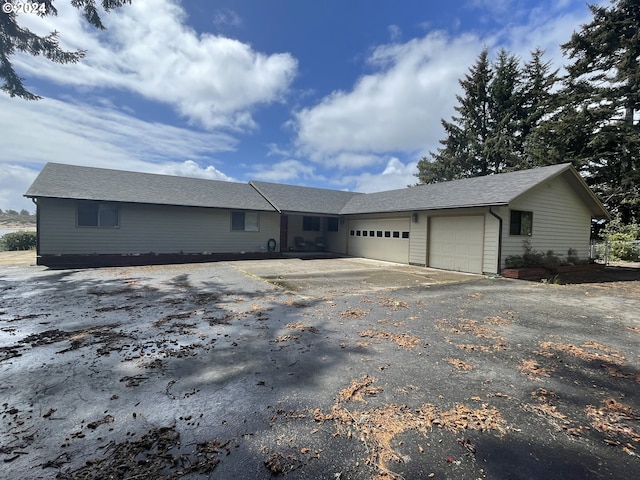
[486,49,523,172]
[416,48,557,184]
[521,48,560,168]
[416,49,494,183]
[559,0,640,223]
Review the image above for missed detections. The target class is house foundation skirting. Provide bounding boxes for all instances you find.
[37,252,287,269]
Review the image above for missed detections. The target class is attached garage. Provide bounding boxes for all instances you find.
[348,217,410,263]
[429,216,484,274]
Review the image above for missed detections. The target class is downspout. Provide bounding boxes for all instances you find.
[31,198,39,264]
[489,207,503,274]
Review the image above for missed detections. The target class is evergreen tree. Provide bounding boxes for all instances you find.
[0,0,131,100]
[416,49,493,183]
[416,48,558,184]
[521,48,560,168]
[486,49,522,172]
[559,0,640,223]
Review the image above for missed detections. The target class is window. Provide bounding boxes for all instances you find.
[363,230,368,236]
[369,230,375,237]
[510,210,533,236]
[231,211,259,231]
[393,231,400,238]
[402,231,410,239]
[350,230,355,236]
[303,216,320,231]
[384,231,391,238]
[77,201,119,228]
[356,230,361,236]
[376,231,382,237]
[328,217,339,232]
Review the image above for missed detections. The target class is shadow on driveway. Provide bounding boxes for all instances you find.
[1,259,639,479]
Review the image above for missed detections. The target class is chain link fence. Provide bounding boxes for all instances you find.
[590,239,640,264]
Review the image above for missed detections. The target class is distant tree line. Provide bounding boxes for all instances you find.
[0,209,32,216]
[416,0,639,228]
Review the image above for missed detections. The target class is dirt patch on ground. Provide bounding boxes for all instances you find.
[0,250,36,266]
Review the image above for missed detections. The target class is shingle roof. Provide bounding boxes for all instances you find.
[339,163,601,214]
[25,162,609,219]
[250,180,362,215]
[25,163,276,211]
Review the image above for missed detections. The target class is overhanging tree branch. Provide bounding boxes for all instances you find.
[0,0,130,100]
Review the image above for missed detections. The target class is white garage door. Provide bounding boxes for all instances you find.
[429,216,484,274]
[348,218,410,263]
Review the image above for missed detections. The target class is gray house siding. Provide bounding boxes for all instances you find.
[500,175,593,264]
[37,198,280,255]
[326,218,348,254]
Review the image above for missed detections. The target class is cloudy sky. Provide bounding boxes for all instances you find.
[1,0,604,212]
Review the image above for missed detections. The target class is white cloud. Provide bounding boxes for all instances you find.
[0,94,238,210]
[501,6,595,70]
[249,159,318,183]
[328,153,384,170]
[14,0,298,130]
[388,25,402,42]
[468,0,517,17]
[293,31,485,163]
[155,160,235,182]
[0,164,39,213]
[292,1,599,176]
[213,9,243,29]
[0,95,235,167]
[337,158,418,193]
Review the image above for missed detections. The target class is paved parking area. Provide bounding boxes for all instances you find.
[229,257,481,296]
[0,258,639,479]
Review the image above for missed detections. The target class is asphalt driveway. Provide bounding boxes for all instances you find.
[0,258,638,479]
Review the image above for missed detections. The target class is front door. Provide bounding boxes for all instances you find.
[279,215,289,251]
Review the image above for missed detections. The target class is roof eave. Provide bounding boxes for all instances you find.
[340,202,510,215]
[22,194,276,212]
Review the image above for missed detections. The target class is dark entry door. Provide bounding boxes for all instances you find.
[279,215,288,250]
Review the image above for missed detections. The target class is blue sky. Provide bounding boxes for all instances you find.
[0,0,605,212]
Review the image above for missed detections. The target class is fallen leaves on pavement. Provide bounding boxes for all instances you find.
[358,330,421,350]
[376,296,409,310]
[340,308,369,319]
[285,321,319,333]
[436,318,507,352]
[444,357,475,371]
[586,398,640,447]
[538,341,625,366]
[314,376,505,479]
[56,426,230,479]
[518,358,553,379]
